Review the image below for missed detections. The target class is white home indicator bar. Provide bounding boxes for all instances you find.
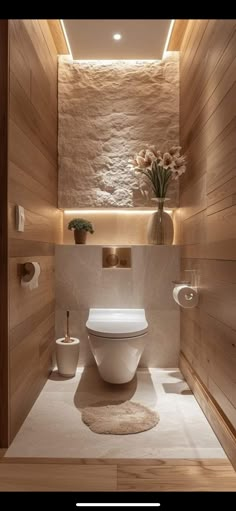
[76,505,161,508]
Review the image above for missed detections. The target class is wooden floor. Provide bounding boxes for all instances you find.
[0,455,235,491]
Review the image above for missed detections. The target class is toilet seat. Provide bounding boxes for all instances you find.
[86,308,148,339]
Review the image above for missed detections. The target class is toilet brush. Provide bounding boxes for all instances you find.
[56,311,80,376]
[64,310,72,343]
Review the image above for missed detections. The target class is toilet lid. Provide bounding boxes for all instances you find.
[86,308,148,339]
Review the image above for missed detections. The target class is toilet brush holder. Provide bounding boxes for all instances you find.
[56,310,80,377]
[56,337,80,377]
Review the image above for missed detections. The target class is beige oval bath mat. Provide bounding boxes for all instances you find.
[81,401,159,434]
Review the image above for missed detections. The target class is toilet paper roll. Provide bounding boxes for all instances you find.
[173,285,198,308]
[21,262,41,290]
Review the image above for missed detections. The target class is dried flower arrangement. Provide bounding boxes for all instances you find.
[132,145,187,199]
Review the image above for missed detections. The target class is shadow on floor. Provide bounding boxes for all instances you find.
[48,370,75,381]
[167,370,184,381]
[74,366,138,410]
[73,366,157,410]
[163,382,193,395]
[163,370,192,395]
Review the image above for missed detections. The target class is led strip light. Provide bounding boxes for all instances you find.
[76,504,161,508]
[64,209,173,215]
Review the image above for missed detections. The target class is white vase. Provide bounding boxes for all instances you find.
[56,337,80,377]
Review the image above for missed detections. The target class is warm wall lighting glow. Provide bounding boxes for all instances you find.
[64,209,173,215]
[76,505,160,508]
[113,33,122,41]
[162,19,175,59]
[60,20,73,58]
[73,59,159,65]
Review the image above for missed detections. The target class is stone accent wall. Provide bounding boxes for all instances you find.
[58,55,179,208]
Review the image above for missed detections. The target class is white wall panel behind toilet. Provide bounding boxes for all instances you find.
[55,245,180,367]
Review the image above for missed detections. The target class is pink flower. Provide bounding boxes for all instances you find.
[131,144,187,198]
[134,155,147,168]
[163,152,173,167]
[138,149,146,157]
[169,146,182,157]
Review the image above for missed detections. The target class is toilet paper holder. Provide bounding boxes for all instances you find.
[172,269,198,288]
[172,279,199,308]
[21,262,37,279]
[20,261,41,290]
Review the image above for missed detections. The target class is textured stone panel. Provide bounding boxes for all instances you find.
[58,55,179,208]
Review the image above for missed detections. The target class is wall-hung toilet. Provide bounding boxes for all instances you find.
[86,308,148,384]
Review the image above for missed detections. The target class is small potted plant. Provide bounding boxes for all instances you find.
[68,218,94,244]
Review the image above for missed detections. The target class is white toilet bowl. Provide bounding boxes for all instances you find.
[86,308,148,384]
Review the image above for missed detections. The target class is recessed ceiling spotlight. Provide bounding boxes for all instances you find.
[113,33,122,41]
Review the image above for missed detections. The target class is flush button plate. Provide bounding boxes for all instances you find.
[102,247,131,268]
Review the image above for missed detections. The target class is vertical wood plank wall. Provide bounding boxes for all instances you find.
[8,20,61,442]
[178,20,236,444]
[0,20,9,447]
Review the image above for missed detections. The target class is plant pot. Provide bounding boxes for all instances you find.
[56,337,80,377]
[74,229,87,244]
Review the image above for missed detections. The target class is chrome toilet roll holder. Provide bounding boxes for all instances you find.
[172,269,199,307]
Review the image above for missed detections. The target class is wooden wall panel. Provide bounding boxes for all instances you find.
[181,20,236,123]
[0,20,9,447]
[179,354,236,470]
[167,20,189,51]
[47,20,69,55]
[10,312,55,439]
[179,19,236,464]
[9,122,57,202]
[8,20,61,443]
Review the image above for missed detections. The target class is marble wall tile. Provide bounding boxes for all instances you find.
[56,245,180,367]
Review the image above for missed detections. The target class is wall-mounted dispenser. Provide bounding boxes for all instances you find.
[21,262,41,290]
